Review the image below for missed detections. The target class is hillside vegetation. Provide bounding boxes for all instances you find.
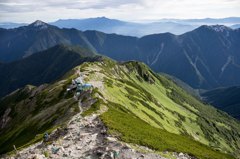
[78,59,240,158]
[1,58,240,158]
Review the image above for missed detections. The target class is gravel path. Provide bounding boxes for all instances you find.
[9,110,168,159]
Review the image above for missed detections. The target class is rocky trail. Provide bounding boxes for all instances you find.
[6,99,170,159]
[5,107,194,159]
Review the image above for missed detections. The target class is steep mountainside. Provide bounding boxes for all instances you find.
[80,26,240,89]
[1,21,240,89]
[0,76,81,155]
[0,20,96,62]
[201,86,240,120]
[0,44,102,98]
[84,59,240,158]
[1,58,240,158]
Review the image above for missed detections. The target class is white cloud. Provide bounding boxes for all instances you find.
[0,0,239,22]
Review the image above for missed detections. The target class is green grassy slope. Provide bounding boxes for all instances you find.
[78,59,240,158]
[101,104,232,159]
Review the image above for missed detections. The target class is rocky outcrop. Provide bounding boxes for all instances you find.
[0,108,11,129]
[6,109,194,159]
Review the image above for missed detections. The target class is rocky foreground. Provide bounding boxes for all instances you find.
[2,105,194,159]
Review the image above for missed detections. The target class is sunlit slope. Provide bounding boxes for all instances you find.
[79,59,240,158]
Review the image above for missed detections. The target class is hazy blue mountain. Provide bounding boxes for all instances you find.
[201,86,240,119]
[172,17,240,25]
[1,21,240,89]
[2,17,240,36]
[50,17,240,36]
[50,17,197,36]
[231,24,240,29]
[0,44,102,98]
[51,17,126,30]
[0,22,26,29]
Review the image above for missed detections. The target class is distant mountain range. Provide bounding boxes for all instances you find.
[1,20,240,90]
[1,17,240,37]
[0,22,27,29]
[0,44,102,98]
[168,17,240,25]
[50,17,197,36]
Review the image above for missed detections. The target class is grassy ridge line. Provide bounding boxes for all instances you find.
[103,61,234,148]
[79,59,240,158]
[100,103,234,159]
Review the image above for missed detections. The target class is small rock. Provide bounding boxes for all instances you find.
[76,146,81,150]
[163,151,168,154]
[178,152,184,157]
[63,153,68,157]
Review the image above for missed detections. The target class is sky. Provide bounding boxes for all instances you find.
[0,0,240,23]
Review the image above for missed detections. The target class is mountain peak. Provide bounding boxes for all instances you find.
[199,25,232,32]
[96,16,107,19]
[209,25,232,32]
[29,20,49,29]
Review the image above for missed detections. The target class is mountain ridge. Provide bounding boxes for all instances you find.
[0,44,102,98]
[1,21,240,90]
[2,17,240,35]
